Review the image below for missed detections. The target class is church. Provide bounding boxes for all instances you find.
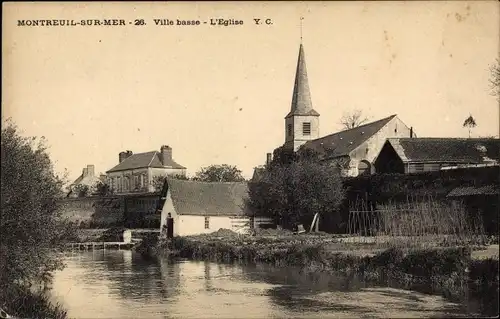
[255,42,415,178]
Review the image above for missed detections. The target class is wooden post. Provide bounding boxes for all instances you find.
[310,213,318,232]
[315,214,319,232]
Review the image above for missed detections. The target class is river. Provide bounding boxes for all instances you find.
[49,250,474,318]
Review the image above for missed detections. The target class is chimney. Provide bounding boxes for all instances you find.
[119,150,133,163]
[266,153,272,166]
[82,167,88,177]
[410,127,413,138]
[160,145,172,165]
[87,165,95,177]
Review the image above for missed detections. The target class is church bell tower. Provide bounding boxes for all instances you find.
[283,39,320,152]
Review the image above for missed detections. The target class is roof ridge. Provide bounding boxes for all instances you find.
[390,137,499,140]
[168,178,247,185]
[147,151,158,167]
[337,114,397,134]
[309,114,397,144]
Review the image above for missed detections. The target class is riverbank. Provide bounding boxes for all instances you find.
[0,284,67,319]
[136,230,499,316]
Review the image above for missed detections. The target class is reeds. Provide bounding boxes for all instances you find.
[348,195,486,249]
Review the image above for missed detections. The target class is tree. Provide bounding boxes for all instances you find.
[194,164,245,182]
[152,174,190,192]
[339,109,369,130]
[1,119,73,317]
[463,114,477,138]
[248,155,345,231]
[72,183,90,197]
[94,181,113,196]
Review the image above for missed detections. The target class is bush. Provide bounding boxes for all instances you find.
[1,119,72,318]
[0,285,67,319]
[400,247,471,278]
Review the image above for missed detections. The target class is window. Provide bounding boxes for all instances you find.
[204,216,210,229]
[414,163,424,172]
[140,174,144,188]
[302,122,311,135]
[358,160,371,176]
[124,177,129,191]
[287,124,292,137]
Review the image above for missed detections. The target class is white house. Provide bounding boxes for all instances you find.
[159,178,272,236]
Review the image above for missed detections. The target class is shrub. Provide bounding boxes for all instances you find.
[1,119,72,318]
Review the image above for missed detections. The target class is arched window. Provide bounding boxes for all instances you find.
[358,160,371,176]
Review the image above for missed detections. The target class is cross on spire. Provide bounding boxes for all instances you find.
[300,17,304,42]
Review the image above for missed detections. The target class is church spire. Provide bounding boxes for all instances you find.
[283,17,320,152]
[286,37,319,118]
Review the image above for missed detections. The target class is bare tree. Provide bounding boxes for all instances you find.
[339,109,369,130]
[463,114,477,138]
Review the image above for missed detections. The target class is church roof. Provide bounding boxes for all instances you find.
[300,114,397,158]
[285,44,320,118]
[106,151,186,173]
[167,178,250,216]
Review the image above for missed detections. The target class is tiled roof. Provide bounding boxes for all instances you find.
[386,138,500,163]
[168,178,250,216]
[300,114,397,158]
[285,44,320,118]
[107,151,186,173]
[447,184,499,197]
[251,166,266,182]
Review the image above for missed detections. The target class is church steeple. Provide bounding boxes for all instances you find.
[283,24,320,152]
[285,43,319,118]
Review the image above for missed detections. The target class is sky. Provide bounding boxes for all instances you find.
[3,1,499,183]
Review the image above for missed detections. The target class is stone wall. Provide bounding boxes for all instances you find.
[59,196,124,228]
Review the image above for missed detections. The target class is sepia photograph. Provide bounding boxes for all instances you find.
[1,1,499,318]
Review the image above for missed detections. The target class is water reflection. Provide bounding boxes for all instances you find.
[51,251,475,319]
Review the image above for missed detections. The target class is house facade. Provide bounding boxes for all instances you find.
[373,138,500,174]
[67,164,105,197]
[160,178,273,236]
[106,145,186,194]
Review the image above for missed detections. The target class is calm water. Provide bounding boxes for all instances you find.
[49,250,469,319]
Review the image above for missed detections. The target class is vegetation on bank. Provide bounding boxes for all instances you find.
[1,120,71,319]
[134,230,499,316]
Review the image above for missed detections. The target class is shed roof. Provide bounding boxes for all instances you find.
[168,178,250,216]
[385,138,500,164]
[447,184,499,197]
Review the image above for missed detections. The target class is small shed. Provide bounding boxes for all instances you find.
[159,179,272,236]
